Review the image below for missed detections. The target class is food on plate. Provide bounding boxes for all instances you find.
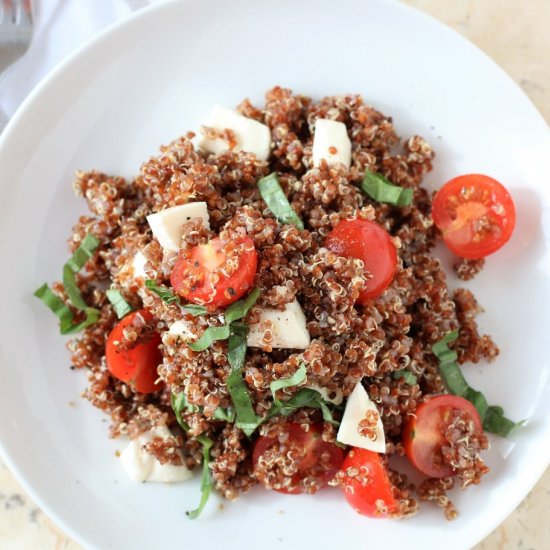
[34,86,519,521]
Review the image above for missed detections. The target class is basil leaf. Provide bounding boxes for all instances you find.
[187,435,213,519]
[172,391,234,422]
[227,323,262,436]
[183,304,208,316]
[224,288,261,324]
[258,173,304,230]
[171,392,191,432]
[62,234,100,311]
[361,170,413,206]
[212,407,236,422]
[188,325,231,352]
[432,331,521,437]
[268,388,339,426]
[34,283,100,335]
[269,364,307,407]
[392,370,418,385]
[145,280,181,304]
[106,289,133,319]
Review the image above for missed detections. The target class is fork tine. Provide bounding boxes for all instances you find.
[13,0,30,27]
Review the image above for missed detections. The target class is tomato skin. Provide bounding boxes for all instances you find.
[252,423,344,495]
[105,309,163,394]
[431,174,516,259]
[325,219,397,303]
[170,235,257,308]
[340,448,397,518]
[403,395,483,478]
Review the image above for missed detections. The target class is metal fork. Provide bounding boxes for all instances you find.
[0,0,33,73]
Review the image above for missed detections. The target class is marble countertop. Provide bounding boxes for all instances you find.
[1,0,548,548]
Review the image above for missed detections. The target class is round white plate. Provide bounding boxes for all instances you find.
[0,0,549,548]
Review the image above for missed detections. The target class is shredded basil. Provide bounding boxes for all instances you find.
[145,280,181,304]
[227,322,263,436]
[268,388,339,426]
[392,369,418,385]
[361,170,413,206]
[183,304,209,316]
[224,287,262,324]
[172,391,234,422]
[432,330,521,437]
[171,392,191,432]
[187,326,230,352]
[105,289,133,319]
[269,364,307,407]
[257,173,304,230]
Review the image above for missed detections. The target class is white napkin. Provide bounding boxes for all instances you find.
[0,0,163,132]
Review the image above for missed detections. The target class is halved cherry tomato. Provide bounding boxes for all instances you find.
[105,309,163,394]
[252,422,344,494]
[340,448,397,518]
[170,235,257,308]
[402,395,483,478]
[325,218,397,302]
[431,174,516,259]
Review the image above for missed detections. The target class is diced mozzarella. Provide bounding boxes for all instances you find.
[247,299,310,349]
[307,384,344,406]
[119,426,193,483]
[198,105,271,161]
[336,382,386,452]
[167,319,194,341]
[131,251,148,280]
[146,202,210,252]
[312,119,352,168]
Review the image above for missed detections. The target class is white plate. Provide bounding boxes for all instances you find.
[0,0,549,548]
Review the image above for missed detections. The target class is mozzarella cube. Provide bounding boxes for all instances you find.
[198,105,271,161]
[119,426,193,483]
[337,382,386,452]
[307,384,344,406]
[167,319,194,341]
[247,299,310,349]
[146,202,210,252]
[131,251,148,280]
[312,119,352,168]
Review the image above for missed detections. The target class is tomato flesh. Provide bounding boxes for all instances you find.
[340,448,397,518]
[105,309,163,394]
[170,235,257,308]
[402,395,483,478]
[252,423,344,494]
[325,219,397,303]
[431,174,516,259]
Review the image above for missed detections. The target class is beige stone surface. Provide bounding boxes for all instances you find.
[0,0,548,549]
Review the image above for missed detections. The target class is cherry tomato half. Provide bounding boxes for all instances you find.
[252,423,344,494]
[431,174,516,259]
[402,395,483,478]
[340,448,397,518]
[170,235,257,308]
[105,309,163,394]
[325,219,397,302]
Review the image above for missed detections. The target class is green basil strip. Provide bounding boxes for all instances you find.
[257,173,304,230]
[183,304,209,316]
[268,388,339,426]
[269,364,307,407]
[171,392,191,432]
[227,323,262,436]
[432,331,521,437]
[187,434,213,519]
[361,170,413,206]
[145,280,181,304]
[188,325,231,352]
[34,283,100,335]
[392,370,418,385]
[106,289,133,319]
[62,234,100,311]
[224,287,262,324]
[172,390,234,422]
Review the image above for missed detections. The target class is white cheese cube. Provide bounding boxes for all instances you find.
[307,384,344,406]
[312,119,352,168]
[198,105,271,161]
[247,299,310,349]
[119,426,193,483]
[337,382,386,453]
[167,319,194,341]
[131,251,148,280]
[146,202,210,252]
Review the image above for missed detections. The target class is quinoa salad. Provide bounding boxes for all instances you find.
[35,86,520,520]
